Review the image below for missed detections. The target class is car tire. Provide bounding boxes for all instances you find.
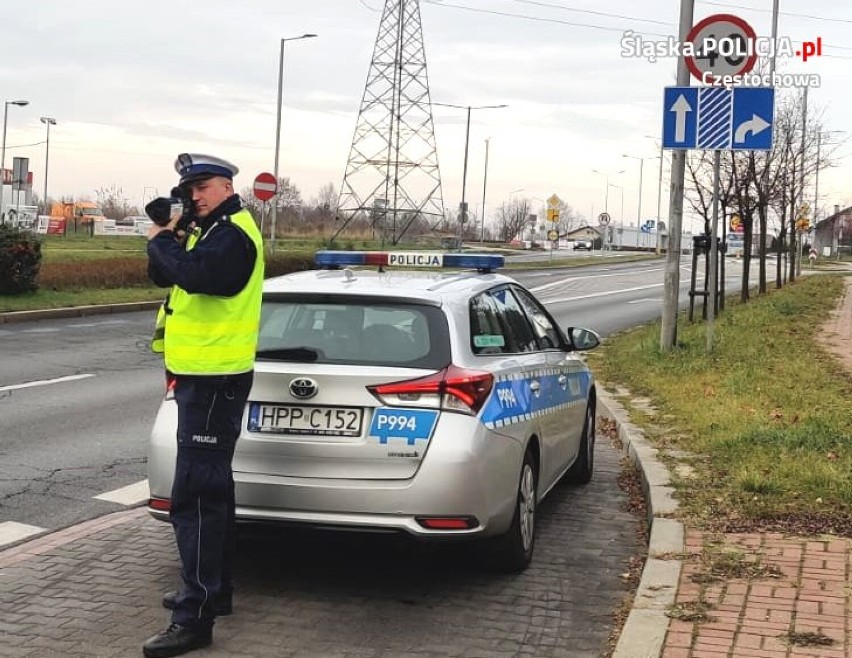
[489,448,537,572]
[563,398,595,485]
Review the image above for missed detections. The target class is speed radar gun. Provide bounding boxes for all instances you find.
[144,187,193,228]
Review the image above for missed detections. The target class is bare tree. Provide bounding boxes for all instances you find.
[95,184,138,219]
[496,198,532,242]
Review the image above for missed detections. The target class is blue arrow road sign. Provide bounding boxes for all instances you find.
[662,86,775,151]
[731,87,775,150]
[663,87,698,149]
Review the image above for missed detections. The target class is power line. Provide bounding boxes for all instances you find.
[507,0,670,27]
[424,0,852,58]
[4,140,47,150]
[422,0,671,36]
[701,1,852,25]
[357,0,380,12]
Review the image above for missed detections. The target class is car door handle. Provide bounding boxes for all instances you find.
[529,380,541,396]
[558,375,568,389]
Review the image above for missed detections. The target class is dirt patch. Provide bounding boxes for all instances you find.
[666,600,715,623]
[781,631,836,648]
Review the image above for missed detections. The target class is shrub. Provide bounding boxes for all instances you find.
[265,253,315,278]
[38,257,149,290]
[35,252,315,291]
[0,223,42,294]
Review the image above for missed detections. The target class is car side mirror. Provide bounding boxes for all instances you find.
[566,327,601,351]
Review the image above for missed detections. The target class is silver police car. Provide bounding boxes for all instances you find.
[147,251,599,571]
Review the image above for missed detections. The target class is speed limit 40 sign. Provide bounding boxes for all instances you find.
[685,14,758,84]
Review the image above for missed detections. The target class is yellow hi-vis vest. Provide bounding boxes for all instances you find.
[154,209,265,375]
[151,296,168,354]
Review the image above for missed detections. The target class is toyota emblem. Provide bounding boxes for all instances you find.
[289,377,318,400]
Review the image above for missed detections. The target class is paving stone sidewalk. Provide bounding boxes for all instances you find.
[0,434,643,658]
[661,530,852,658]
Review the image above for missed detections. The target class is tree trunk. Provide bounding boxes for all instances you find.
[776,231,783,288]
[758,203,767,293]
[788,203,797,283]
[741,214,753,302]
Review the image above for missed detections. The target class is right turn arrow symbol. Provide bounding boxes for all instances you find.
[734,114,771,144]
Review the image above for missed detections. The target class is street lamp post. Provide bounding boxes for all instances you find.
[622,154,644,227]
[434,102,507,247]
[271,33,317,253]
[644,135,667,255]
[40,117,56,210]
[480,137,489,242]
[1,99,29,223]
[609,183,624,226]
[590,168,624,216]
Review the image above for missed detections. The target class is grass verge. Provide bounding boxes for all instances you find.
[588,273,852,536]
[1,287,166,312]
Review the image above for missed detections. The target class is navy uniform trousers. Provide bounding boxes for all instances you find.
[169,372,253,630]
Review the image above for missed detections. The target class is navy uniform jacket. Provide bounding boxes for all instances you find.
[147,194,256,297]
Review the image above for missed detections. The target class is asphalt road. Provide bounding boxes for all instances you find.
[0,313,163,533]
[0,256,757,538]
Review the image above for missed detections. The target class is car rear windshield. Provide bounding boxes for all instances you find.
[257,295,451,368]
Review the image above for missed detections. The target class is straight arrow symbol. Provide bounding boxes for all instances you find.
[670,94,693,143]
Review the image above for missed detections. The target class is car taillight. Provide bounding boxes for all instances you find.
[149,497,171,512]
[165,373,177,401]
[367,365,493,415]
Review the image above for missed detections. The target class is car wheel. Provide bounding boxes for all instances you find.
[564,399,595,485]
[490,448,537,572]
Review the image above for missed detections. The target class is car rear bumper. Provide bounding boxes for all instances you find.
[148,412,525,539]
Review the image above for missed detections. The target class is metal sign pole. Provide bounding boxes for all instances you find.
[707,150,721,353]
[661,0,695,351]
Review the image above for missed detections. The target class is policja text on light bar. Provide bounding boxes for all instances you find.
[314,251,504,273]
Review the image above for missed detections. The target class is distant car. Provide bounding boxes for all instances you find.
[573,240,593,251]
[147,251,600,572]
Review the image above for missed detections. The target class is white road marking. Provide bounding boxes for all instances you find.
[530,267,665,293]
[0,373,95,393]
[94,480,150,506]
[627,298,662,305]
[0,521,46,547]
[66,320,130,328]
[547,283,664,304]
[20,327,60,334]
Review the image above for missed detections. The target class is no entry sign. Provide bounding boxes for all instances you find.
[253,172,278,202]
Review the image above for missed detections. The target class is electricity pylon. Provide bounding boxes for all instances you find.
[333,0,444,244]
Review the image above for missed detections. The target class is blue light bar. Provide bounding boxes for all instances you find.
[314,251,504,272]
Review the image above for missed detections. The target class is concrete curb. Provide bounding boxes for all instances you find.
[598,389,684,658]
[0,300,161,324]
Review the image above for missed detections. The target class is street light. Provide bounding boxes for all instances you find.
[40,117,56,210]
[433,102,507,245]
[271,33,317,253]
[480,137,490,242]
[1,99,29,223]
[644,134,668,254]
[622,154,644,227]
[609,183,625,226]
[590,168,624,217]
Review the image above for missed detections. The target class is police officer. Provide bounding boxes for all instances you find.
[143,153,264,658]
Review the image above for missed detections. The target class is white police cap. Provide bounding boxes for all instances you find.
[174,153,239,186]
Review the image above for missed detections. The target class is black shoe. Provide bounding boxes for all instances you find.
[142,623,212,658]
[162,590,232,616]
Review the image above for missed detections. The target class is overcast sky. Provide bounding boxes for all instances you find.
[2,0,849,232]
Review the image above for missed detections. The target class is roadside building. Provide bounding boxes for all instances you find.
[813,205,852,259]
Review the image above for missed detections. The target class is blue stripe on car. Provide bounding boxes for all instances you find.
[480,370,591,428]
